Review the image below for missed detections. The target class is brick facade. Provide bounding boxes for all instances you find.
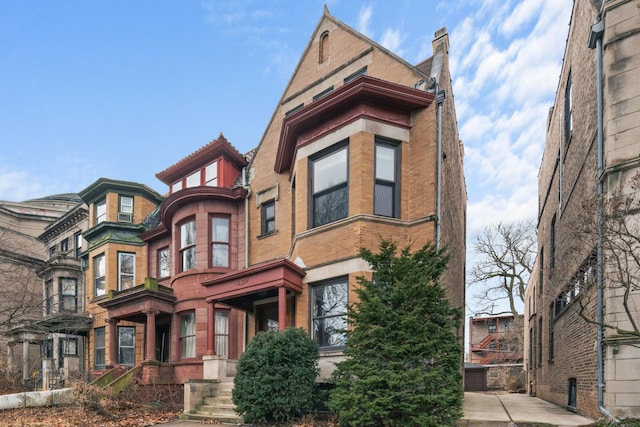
[526,0,640,419]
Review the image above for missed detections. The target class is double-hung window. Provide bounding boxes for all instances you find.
[180,312,196,359]
[118,252,135,290]
[95,199,106,224]
[311,277,348,350]
[564,72,572,146]
[374,139,400,217]
[74,232,83,258]
[261,200,275,235]
[205,161,218,186]
[60,278,77,312]
[180,220,196,272]
[94,254,106,297]
[211,217,230,268]
[119,195,133,222]
[158,247,170,278]
[118,326,135,365]
[310,143,348,228]
[45,280,54,315]
[60,238,69,253]
[94,327,105,368]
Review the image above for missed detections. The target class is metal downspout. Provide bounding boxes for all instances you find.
[589,15,615,421]
[436,89,445,250]
[242,167,250,269]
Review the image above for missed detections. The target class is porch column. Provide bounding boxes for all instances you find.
[207,300,216,355]
[6,343,14,372]
[278,286,286,332]
[22,340,29,381]
[106,318,119,367]
[144,310,159,361]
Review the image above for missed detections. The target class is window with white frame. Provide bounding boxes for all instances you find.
[95,199,106,224]
[94,254,106,297]
[180,220,196,272]
[118,253,135,290]
[94,327,105,368]
[119,195,133,222]
[205,161,218,186]
[311,277,348,350]
[211,216,230,267]
[310,143,348,228]
[158,247,170,278]
[118,326,135,365]
[180,312,196,359]
[374,139,400,217]
[60,278,77,312]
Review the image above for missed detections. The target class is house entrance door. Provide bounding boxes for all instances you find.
[256,302,279,333]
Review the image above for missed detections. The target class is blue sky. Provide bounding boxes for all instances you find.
[1,1,573,315]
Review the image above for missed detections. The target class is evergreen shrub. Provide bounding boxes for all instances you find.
[232,327,320,425]
[330,240,463,427]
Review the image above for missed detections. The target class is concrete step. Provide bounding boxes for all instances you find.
[197,402,237,415]
[180,411,243,425]
[202,395,234,406]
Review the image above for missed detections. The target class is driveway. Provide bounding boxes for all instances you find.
[461,392,594,426]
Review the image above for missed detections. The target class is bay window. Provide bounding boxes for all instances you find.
[180,312,196,359]
[211,216,230,267]
[180,220,196,271]
[375,139,400,217]
[310,143,348,228]
[94,254,106,297]
[60,278,77,312]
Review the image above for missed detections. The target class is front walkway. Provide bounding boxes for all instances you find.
[462,392,594,426]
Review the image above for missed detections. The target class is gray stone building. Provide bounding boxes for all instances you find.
[525,0,640,419]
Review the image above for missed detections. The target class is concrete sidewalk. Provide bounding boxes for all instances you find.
[461,392,594,427]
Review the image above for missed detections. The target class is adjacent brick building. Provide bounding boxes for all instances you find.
[525,0,640,419]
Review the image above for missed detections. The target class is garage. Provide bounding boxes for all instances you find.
[464,363,488,392]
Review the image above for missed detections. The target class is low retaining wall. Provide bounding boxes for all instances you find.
[0,388,74,410]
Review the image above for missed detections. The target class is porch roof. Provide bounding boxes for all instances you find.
[202,258,306,312]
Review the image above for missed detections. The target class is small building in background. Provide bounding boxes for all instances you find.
[469,314,524,391]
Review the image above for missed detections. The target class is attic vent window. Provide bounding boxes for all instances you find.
[344,66,368,84]
[319,31,329,64]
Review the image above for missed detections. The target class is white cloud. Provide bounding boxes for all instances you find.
[357,5,373,38]
[380,28,404,56]
[0,167,45,202]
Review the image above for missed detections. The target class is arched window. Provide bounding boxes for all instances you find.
[319,31,329,63]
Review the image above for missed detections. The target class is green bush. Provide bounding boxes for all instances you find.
[232,327,320,425]
[330,240,463,427]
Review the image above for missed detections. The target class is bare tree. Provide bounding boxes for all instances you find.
[0,225,45,331]
[566,172,640,341]
[469,220,537,318]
